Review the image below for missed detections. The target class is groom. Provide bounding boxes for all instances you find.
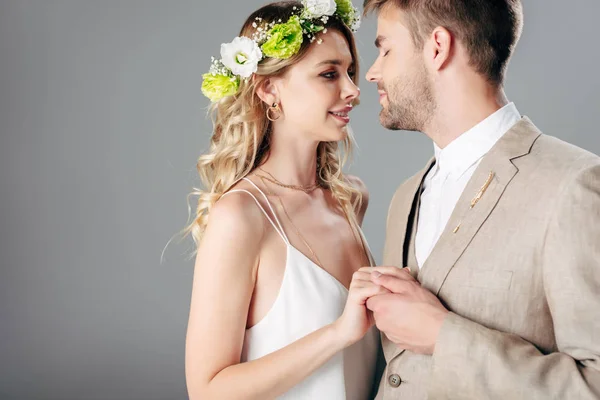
[361,0,600,399]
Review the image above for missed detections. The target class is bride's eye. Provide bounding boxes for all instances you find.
[320,71,339,80]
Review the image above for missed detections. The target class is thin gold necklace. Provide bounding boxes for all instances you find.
[258,176,325,269]
[257,167,320,194]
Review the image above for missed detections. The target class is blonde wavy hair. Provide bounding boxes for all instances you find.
[182,1,365,255]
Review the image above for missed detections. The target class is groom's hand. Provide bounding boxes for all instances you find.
[361,266,449,355]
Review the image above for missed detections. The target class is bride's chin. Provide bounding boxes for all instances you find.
[328,127,348,142]
[314,124,348,142]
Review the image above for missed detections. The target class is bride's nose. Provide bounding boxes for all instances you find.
[342,78,360,101]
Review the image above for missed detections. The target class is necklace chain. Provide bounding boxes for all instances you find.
[258,176,325,269]
[256,167,320,194]
[254,174,373,273]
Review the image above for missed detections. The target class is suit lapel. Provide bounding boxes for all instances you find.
[387,179,427,361]
[381,158,434,362]
[418,117,542,295]
[382,158,435,269]
[387,117,541,363]
[417,157,516,294]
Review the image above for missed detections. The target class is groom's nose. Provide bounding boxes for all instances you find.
[366,60,381,83]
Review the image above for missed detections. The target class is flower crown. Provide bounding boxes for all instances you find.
[201,0,361,103]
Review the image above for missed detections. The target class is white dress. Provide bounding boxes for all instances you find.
[223,178,379,400]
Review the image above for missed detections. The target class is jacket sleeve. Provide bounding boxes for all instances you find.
[428,162,600,399]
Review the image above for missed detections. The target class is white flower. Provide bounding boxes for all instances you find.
[302,0,337,19]
[350,12,361,31]
[220,36,262,78]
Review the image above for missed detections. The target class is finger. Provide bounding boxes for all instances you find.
[350,278,378,289]
[365,293,383,311]
[351,279,393,293]
[358,266,375,273]
[371,274,414,294]
[351,270,373,282]
[350,279,390,291]
[366,292,399,312]
[370,266,415,282]
[358,265,411,274]
[350,284,391,304]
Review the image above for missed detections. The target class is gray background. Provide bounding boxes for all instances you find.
[1,1,599,399]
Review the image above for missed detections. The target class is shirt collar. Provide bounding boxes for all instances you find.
[433,102,521,178]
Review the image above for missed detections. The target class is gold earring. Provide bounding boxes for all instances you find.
[266,102,281,121]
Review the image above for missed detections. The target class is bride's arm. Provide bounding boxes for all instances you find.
[185,192,382,400]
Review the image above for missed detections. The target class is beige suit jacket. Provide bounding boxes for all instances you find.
[375,117,600,399]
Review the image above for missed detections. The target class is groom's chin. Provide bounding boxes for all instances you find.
[379,111,402,131]
[379,110,423,132]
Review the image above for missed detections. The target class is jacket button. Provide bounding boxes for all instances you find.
[388,373,401,388]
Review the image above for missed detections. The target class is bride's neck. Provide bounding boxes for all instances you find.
[257,134,319,187]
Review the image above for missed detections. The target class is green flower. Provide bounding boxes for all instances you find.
[261,15,304,59]
[201,73,239,102]
[335,0,356,26]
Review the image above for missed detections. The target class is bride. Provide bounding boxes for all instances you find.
[184,1,385,398]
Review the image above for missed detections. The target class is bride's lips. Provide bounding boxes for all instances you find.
[329,105,353,124]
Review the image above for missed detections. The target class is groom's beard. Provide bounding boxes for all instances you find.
[380,63,436,132]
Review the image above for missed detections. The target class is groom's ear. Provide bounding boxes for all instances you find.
[428,26,452,71]
[255,76,279,106]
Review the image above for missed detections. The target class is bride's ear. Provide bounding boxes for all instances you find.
[255,76,279,106]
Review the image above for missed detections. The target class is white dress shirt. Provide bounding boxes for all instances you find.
[415,103,521,268]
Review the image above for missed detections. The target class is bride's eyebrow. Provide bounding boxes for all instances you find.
[315,59,354,68]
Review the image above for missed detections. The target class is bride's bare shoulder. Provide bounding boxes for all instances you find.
[206,181,267,241]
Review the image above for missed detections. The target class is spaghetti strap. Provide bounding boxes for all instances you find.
[357,226,376,267]
[339,200,376,268]
[221,189,289,245]
[240,177,290,244]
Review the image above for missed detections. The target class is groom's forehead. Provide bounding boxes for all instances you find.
[376,8,410,40]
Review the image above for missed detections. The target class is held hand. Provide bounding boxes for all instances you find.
[333,269,391,346]
[365,266,449,355]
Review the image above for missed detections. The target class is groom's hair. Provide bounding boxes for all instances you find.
[363,0,523,86]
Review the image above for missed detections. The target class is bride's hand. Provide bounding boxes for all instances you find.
[333,267,391,346]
